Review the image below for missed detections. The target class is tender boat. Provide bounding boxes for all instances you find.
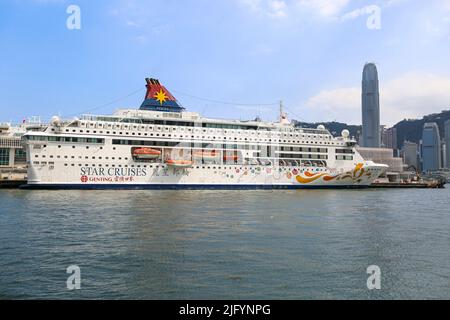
[193,150,220,161]
[223,155,239,162]
[166,159,193,168]
[132,148,161,159]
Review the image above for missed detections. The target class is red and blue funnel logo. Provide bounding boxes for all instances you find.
[140,78,184,112]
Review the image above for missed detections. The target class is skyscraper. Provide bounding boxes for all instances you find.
[402,141,418,170]
[361,63,381,148]
[381,127,397,150]
[445,119,450,168]
[421,122,442,172]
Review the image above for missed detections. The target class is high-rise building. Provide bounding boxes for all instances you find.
[421,122,442,172]
[445,120,450,168]
[357,147,404,172]
[381,127,397,150]
[361,63,380,148]
[402,141,418,170]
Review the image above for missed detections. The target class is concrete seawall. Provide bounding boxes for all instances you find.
[0,168,27,188]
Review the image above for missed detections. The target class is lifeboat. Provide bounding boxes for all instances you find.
[132,148,161,159]
[193,150,220,161]
[223,155,239,162]
[166,159,193,168]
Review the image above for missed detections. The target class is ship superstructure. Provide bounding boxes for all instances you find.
[22,78,387,189]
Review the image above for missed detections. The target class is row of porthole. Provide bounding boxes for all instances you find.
[35,154,129,161]
[63,128,340,145]
[40,138,345,155]
[79,122,330,139]
[52,163,329,171]
[56,165,327,173]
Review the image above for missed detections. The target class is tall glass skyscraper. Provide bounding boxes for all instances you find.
[445,119,450,169]
[402,141,418,170]
[361,63,380,148]
[422,122,442,172]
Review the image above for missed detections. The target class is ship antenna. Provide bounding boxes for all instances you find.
[279,100,286,123]
[279,100,283,122]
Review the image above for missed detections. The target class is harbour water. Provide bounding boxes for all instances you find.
[0,188,449,299]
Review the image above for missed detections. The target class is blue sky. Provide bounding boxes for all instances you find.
[1,0,450,126]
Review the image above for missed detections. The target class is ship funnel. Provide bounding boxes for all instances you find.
[140,78,185,112]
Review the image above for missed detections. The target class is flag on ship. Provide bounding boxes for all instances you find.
[140,78,184,112]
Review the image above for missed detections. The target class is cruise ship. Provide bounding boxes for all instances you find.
[22,78,388,189]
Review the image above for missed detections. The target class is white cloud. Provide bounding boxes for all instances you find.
[386,0,409,7]
[126,20,139,27]
[246,43,277,56]
[438,0,450,11]
[238,0,350,20]
[303,73,450,126]
[341,5,378,22]
[296,0,350,18]
[134,35,148,44]
[239,0,288,19]
[32,0,65,3]
[268,0,288,18]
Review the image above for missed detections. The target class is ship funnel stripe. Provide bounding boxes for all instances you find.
[140,78,185,112]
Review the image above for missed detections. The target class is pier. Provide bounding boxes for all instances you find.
[0,168,27,188]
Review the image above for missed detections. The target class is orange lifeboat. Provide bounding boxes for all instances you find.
[223,155,239,162]
[193,150,220,161]
[132,148,161,159]
[166,159,193,168]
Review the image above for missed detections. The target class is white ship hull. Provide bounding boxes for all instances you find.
[24,159,386,189]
